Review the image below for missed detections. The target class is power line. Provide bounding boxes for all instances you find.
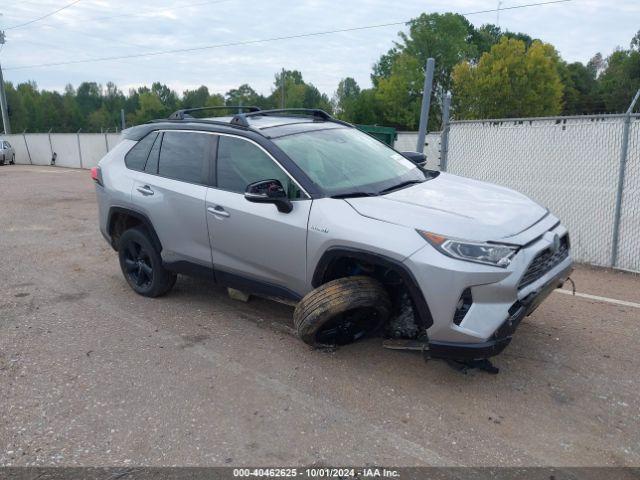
[5,0,83,30]
[4,0,574,71]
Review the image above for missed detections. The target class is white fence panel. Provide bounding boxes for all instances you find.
[396,132,441,170]
[50,134,81,168]
[106,133,122,151]
[2,133,122,168]
[21,134,52,166]
[79,134,109,168]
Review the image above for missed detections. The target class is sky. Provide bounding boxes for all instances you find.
[0,0,638,98]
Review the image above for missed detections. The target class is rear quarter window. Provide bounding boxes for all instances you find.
[125,132,158,171]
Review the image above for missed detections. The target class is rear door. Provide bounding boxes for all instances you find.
[205,134,312,297]
[131,130,215,269]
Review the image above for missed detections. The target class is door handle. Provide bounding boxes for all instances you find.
[136,185,154,196]
[207,206,230,218]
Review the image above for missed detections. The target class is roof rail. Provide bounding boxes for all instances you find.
[147,118,266,136]
[168,105,261,120]
[231,108,351,128]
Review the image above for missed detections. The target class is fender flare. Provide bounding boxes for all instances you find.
[107,206,163,253]
[312,247,434,329]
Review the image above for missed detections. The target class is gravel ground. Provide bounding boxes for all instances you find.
[1,165,639,467]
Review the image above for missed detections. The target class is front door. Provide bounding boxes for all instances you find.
[205,134,311,297]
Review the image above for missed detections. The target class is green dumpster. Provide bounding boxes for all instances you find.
[355,124,397,147]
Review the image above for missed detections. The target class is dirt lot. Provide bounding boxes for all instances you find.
[1,165,639,467]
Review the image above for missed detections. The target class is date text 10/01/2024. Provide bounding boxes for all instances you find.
[232,468,400,478]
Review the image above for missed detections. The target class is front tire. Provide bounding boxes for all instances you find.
[10,155,15,165]
[294,276,391,347]
[118,227,176,297]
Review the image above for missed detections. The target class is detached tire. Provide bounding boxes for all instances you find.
[118,226,176,298]
[294,276,391,347]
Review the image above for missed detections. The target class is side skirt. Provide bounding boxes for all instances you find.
[163,260,302,303]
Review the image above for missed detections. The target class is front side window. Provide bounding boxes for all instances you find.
[274,127,425,196]
[158,131,213,184]
[216,136,303,199]
[125,132,158,171]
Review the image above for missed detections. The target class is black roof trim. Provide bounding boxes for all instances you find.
[168,105,261,120]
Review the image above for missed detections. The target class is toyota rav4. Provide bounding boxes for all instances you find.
[93,107,573,362]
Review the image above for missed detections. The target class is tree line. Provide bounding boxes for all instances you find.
[3,12,639,133]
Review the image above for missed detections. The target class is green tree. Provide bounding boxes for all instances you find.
[452,38,564,119]
[561,62,603,115]
[375,54,424,129]
[225,84,267,108]
[333,77,361,119]
[269,70,332,112]
[598,44,640,112]
[373,13,478,98]
[76,82,103,120]
[4,82,27,132]
[131,91,166,124]
[17,82,43,131]
[182,86,211,108]
[151,82,179,115]
[348,89,384,125]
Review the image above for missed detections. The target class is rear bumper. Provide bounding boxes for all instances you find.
[427,265,572,360]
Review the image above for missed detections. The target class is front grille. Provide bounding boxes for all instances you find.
[518,235,569,289]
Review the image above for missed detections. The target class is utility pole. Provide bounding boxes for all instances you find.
[281,68,285,109]
[497,1,503,27]
[416,58,435,153]
[0,29,11,134]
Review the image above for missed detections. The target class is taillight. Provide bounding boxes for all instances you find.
[91,166,103,186]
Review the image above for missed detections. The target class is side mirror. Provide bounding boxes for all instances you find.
[244,179,293,213]
[401,151,427,167]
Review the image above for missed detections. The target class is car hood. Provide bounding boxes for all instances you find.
[345,173,548,244]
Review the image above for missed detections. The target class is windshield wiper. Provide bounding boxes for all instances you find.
[378,179,424,195]
[331,191,378,199]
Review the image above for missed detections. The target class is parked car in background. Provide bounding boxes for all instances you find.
[92,107,573,368]
[1,140,15,165]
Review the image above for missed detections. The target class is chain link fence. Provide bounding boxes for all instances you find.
[440,113,640,273]
[617,117,640,272]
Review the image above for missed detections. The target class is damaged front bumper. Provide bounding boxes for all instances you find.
[427,266,572,360]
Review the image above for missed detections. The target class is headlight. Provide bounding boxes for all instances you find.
[417,230,518,268]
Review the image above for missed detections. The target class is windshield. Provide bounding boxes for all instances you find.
[274,127,427,196]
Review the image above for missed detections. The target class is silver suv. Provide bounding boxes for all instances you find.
[93,107,573,363]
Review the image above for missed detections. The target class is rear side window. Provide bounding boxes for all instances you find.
[216,136,302,199]
[158,132,213,184]
[125,132,158,171]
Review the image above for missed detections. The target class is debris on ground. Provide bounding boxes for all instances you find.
[228,288,250,302]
